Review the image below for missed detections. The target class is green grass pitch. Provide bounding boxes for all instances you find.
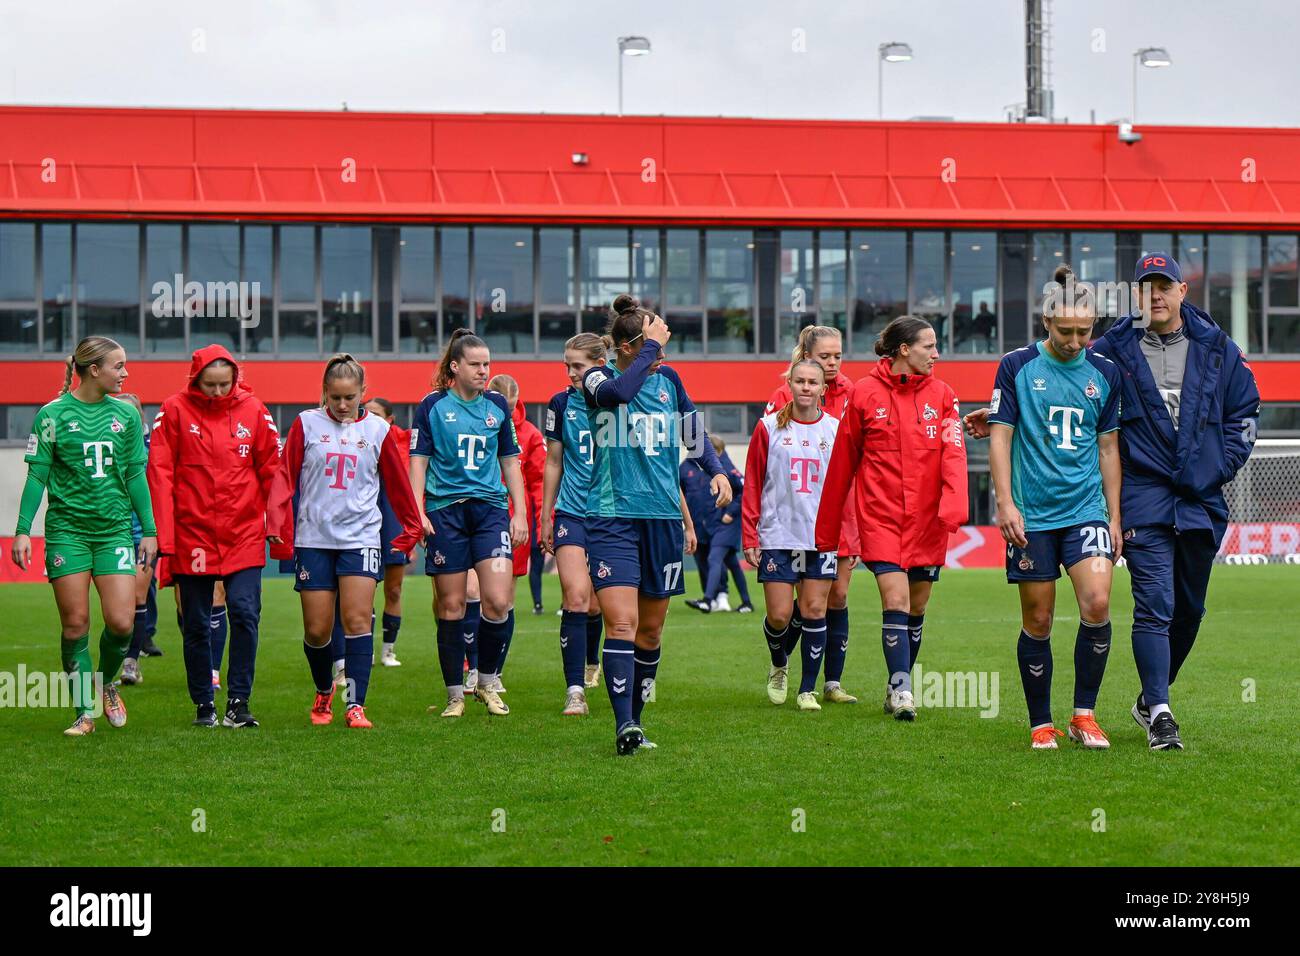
[0,566,1296,866]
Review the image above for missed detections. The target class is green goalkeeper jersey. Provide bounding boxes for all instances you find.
[24,392,149,540]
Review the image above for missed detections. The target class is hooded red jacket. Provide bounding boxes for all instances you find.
[507,399,547,576]
[815,359,968,567]
[147,345,280,577]
[766,370,860,557]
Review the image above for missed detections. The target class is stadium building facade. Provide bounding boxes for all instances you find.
[1,105,1298,534]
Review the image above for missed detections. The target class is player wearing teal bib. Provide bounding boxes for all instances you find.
[540,332,607,716]
[989,265,1123,751]
[410,329,529,720]
[581,295,730,755]
[11,336,157,736]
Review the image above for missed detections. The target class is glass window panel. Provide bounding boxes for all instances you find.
[1267,234,1297,309]
[8,405,38,442]
[663,229,702,353]
[187,224,241,352]
[777,230,815,347]
[78,223,139,348]
[539,228,576,355]
[580,228,630,332]
[850,231,906,350]
[706,230,753,354]
[1177,233,1206,310]
[42,224,72,354]
[375,227,396,352]
[399,227,435,304]
[818,230,848,334]
[0,308,37,351]
[441,227,470,336]
[999,232,1031,351]
[708,405,743,436]
[1268,315,1300,353]
[1071,231,1120,333]
[279,225,316,304]
[1139,233,1173,258]
[243,226,273,355]
[1208,234,1262,354]
[321,226,373,354]
[951,232,997,354]
[0,222,34,301]
[143,225,183,353]
[399,309,439,355]
[631,228,660,312]
[912,231,948,345]
[474,227,533,354]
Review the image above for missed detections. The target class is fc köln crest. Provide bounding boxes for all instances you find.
[236,422,251,439]
[110,417,124,433]
[484,415,497,428]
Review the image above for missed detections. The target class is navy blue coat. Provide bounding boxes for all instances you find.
[680,460,715,542]
[1092,302,1260,544]
[709,452,745,549]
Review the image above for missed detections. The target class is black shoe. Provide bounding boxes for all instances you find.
[193,703,218,727]
[223,698,259,728]
[737,602,755,614]
[533,603,544,615]
[615,722,644,756]
[684,598,711,613]
[1148,712,1183,750]
[1131,692,1151,731]
[140,637,164,657]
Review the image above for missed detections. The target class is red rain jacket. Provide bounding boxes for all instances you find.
[508,399,547,576]
[147,345,280,577]
[815,359,968,567]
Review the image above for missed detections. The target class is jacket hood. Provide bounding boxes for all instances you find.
[511,397,526,428]
[185,344,251,406]
[1106,301,1223,348]
[871,357,930,392]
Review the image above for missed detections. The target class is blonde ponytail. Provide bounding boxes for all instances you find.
[63,335,124,395]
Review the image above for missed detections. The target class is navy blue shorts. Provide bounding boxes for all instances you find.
[379,496,411,567]
[586,517,685,598]
[294,546,383,591]
[425,500,511,575]
[757,549,839,584]
[865,561,942,583]
[552,511,588,551]
[1006,520,1114,583]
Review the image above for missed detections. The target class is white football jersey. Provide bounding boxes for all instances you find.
[751,411,839,551]
[293,408,392,550]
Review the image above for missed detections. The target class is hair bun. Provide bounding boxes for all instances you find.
[611,293,638,314]
[873,337,888,357]
[1053,264,1075,285]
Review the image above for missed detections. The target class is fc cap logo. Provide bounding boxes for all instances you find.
[1134,251,1182,283]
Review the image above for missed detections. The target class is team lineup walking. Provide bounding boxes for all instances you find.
[10,254,1261,754]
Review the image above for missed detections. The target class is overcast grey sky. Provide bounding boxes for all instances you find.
[1,0,1294,127]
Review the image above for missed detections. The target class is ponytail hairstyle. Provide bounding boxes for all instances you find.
[602,294,656,353]
[786,324,842,375]
[321,353,365,405]
[62,335,123,395]
[1041,263,1095,323]
[564,331,607,363]
[435,327,488,390]
[775,358,826,429]
[874,315,933,359]
[487,373,518,403]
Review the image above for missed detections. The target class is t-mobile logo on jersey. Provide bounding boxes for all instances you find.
[82,440,114,478]
[457,433,488,470]
[1047,405,1085,451]
[323,451,359,489]
[789,457,821,494]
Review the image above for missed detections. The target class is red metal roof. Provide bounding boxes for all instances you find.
[7,356,1300,405]
[2,106,1299,228]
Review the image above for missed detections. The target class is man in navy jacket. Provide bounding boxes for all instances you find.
[966,251,1260,751]
[1090,252,1258,750]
